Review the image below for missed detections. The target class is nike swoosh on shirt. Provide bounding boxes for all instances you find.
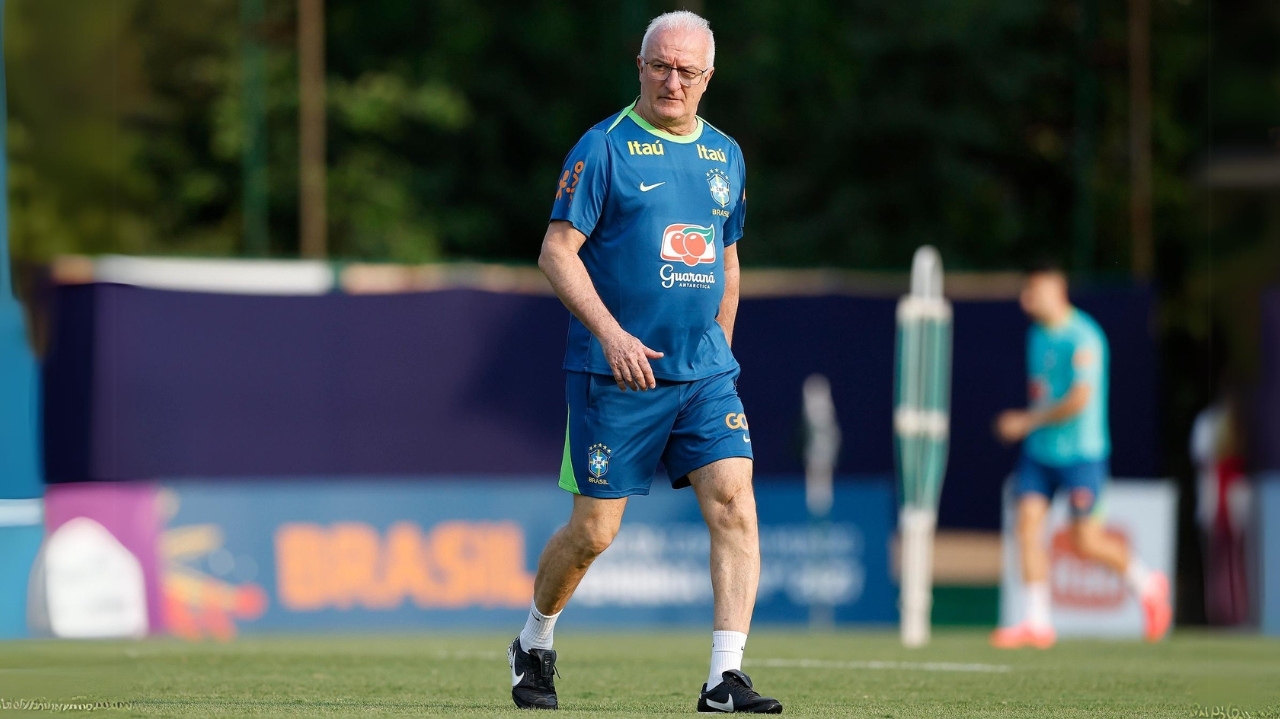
[743,435,751,443]
[705,696,734,712]
[639,182,666,192]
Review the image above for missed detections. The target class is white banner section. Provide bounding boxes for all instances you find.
[1000,479,1177,638]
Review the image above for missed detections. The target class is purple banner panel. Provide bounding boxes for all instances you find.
[42,284,1158,531]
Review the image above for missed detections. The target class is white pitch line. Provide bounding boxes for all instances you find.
[436,651,1011,674]
[747,658,1012,674]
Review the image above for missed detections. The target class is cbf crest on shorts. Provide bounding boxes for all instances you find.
[587,443,612,481]
[706,168,731,208]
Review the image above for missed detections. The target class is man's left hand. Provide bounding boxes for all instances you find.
[995,409,1037,444]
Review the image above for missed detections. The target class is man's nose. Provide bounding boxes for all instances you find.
[664,69,683,92]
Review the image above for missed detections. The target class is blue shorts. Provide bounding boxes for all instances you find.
[558,368,753,498]
[1014,454,1108,519]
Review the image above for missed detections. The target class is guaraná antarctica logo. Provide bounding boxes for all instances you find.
[659,223,718,290]
[660,223,716,267]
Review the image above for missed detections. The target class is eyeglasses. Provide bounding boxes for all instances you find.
[639,58,710,87]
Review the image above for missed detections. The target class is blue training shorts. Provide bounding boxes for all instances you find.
[558,368,753,498]
[1014,453,1108,519]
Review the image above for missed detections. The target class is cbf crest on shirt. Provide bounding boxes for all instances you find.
[549,100,747,381]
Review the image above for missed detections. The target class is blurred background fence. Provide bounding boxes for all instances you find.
[9,257,1161,638]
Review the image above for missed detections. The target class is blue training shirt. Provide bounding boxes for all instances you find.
[549,100,746,381]
[1024,308,1111,465]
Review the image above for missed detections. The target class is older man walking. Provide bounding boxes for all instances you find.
[507,10,782,715]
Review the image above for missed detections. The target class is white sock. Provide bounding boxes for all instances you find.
[1026,582,1051,629]
[707,630,747,690]
[518,600,560,652]
[1124,559,1151,596]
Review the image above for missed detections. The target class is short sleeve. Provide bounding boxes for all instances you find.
[549,130,610,237]
[1069,329,1103,386]
[723,155,746,247]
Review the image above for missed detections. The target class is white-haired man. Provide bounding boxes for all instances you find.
[507,10,782,714]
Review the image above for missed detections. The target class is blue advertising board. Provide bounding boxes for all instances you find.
[156,477,895,635]
[0,0,42,502]
[1261,474,1280,636]
[0,503,42,639]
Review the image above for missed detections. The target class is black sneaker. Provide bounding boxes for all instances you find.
[697,669,782,714]
[508,637,558,710]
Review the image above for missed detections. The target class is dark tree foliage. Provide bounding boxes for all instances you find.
[8,0,1273,274]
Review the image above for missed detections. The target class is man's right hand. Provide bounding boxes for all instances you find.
[599,329,664,391]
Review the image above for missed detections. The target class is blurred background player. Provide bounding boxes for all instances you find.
[507,10,781,714]
[1191,390,1251,626]
[990,261,1173,648]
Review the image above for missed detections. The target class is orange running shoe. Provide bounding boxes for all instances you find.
[1140,571,1172,642]
[989,622,1056,649]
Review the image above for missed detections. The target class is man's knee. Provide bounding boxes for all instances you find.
[569,523,617,558]
[563,514,621,559]
[706,484,757,534]
[558,495,625,559]
[691,458,757,532]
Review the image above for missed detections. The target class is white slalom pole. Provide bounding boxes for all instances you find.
[802,373,841,629]
[899,505,938,647]
[894,247,953,648]
[803,374,840,519]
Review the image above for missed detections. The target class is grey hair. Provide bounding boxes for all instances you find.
[640,11,715,69]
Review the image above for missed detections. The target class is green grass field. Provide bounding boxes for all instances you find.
[0,630,1276,718]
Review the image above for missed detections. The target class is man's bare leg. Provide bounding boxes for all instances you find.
[1015,494,1053,629]
[1072,516,1164,604]
[992,494,1057,648]
[690,457,759,689]
[529,494,627,622]
[1071,511,1170,641]
[1016,494,1050,585]
[517,494,627,655]
[510,494,626,710]
[1070,517,1129,574]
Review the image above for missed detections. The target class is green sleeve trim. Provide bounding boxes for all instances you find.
[558,408,580,494]
[605,101,637,133]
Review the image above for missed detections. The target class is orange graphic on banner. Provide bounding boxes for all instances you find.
[275,520,535,611]
[1049,526,1130,609]
[161,523,269,641]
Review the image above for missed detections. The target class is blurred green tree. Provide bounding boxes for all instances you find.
[2,0,1273,276]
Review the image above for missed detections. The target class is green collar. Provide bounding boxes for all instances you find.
[615,99,704,143]
[1038,307,1077,334]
